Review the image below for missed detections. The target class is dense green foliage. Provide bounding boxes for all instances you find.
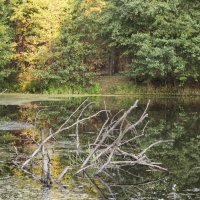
[0,0,199,92]
[99,0,200,85]
[0,0,13,83]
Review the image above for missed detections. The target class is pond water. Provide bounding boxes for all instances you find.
[0,94,200,200]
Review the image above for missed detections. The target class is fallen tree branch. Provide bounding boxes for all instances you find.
[77,100,172,176]
[77,100,139,174]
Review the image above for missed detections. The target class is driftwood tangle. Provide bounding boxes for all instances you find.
[12,99,171,187]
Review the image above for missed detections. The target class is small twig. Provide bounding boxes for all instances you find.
[138,140,173,158]
[12,160,41,181]
[0,89,7,94]
[56,166,72,183]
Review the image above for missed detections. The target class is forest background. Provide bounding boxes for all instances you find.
[0,0,200,93]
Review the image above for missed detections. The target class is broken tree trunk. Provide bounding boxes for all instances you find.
[41,150,51,186]
[41,130,52,186]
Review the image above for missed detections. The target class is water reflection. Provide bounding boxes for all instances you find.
[0,95,200,199]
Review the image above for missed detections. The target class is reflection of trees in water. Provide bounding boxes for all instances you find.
[133,107,200,199]
[0,97,200,199]
[8,100,169,199]
[75,101,200,199]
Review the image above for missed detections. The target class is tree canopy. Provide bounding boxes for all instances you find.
[0,0,199,92]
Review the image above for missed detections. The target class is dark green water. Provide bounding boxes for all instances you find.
[0,94,200,200]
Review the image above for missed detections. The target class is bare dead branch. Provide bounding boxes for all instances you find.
[77,100,172,176]
[56,166,72,183]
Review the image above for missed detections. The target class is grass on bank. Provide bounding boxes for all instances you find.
[1,75,200,96]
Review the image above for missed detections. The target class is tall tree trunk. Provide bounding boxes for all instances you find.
[109,48,119,75]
